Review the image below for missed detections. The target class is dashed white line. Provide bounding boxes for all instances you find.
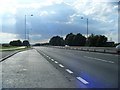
[40,52,90,85]
[84,56,114,64]
[54,61,58,63]
[76,77,89,84]
[48,57,51,59]
[46,56,49,57]
[91,52,119,57]
[108,61,114,63]
[66,69,73,74]
[51,59,54,61]
[59,64,64,68]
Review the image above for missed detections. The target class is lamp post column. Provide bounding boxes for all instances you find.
[25,15,26,40]
[87,18,88,38]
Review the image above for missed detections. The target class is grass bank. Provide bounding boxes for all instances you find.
[0,46,32,51]
[0,46,20,49]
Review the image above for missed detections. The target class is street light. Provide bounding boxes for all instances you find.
[25,14,33,40]
[28,28,32,43]
[81,17,88,38]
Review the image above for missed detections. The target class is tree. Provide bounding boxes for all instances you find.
[9,40,23,46]
[65,33,86,46]
[23,40,30,46]
[49,36,65,46]
[65,33,75,46]
[96,35,107,47]
[86,34,97,46]
[87,34,107,47]
[73,33,86,46]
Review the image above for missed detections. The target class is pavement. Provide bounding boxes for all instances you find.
[34,46,119,88]
[1,49,86,88]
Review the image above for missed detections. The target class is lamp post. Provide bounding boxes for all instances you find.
[25,14,33,40]
[81,17,89,38]
[25,15,26,40]
[28,28,32,43]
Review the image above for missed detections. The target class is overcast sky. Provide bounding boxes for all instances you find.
[0,0,119,44]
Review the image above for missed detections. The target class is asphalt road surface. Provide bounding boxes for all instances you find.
[2,49,86,88]
[34,46,119,88]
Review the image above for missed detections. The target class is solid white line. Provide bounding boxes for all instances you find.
[76,77,89,84]
[59,64,64,67]
[54,61,58,63]
[66,69,73,74]
[84,56,114,64]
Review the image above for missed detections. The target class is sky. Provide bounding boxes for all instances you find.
[0,0,119,44]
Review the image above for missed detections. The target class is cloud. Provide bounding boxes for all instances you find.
[32,38,50,44]
[73,2,117,22]
[105,31,118,42]
[0,32,19,43]
[0,0,118,43]
[29,34,42,38]
[39,10,56,16]
[13,2,75,36]
[39,11,48,16]
[16,1,53,9]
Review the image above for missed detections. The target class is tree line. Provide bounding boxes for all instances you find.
[49,33,110,47]
[9,40,30,46]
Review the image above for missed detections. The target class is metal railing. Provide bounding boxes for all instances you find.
[51,46,119,54]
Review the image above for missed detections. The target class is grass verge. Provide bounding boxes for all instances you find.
[0,46,21,49]
[0,47,32,51]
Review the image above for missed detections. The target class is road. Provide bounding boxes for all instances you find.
[2,49,86,88]
[34,46,118,88]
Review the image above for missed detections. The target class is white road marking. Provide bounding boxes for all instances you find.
[76,77,89,84]
[22,69,27,71]
[108,61,114,63]
[51,59,54,61]
[66,69,73,74]
[55,61,58,63]
[46,56,49,58]
[48,57,51,59]
[84,56,114,64]
[115,55,119,56]
[90,52,119,57]
[59,64,64,68]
